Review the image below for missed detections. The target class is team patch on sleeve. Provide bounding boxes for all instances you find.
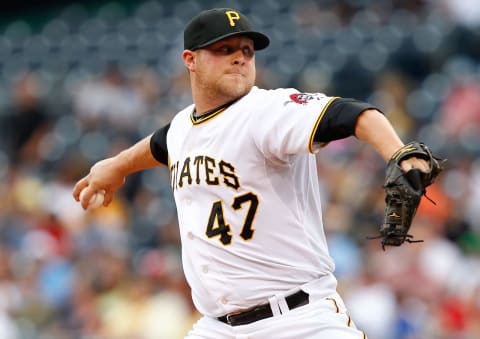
[284,92,327,106]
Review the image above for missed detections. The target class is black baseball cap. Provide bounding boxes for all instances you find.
[184,8,270,51]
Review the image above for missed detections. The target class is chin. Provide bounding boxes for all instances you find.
[221,81,253,99]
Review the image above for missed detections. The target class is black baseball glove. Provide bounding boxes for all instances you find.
[370,141,445,249]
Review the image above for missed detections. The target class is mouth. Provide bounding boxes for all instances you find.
[227,72,244,77]
[227,68,245,75]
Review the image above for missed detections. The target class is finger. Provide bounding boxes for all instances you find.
[400,159,429,172]
[73,176,89,201]
[411,159,430,172]
[419,161,430,172]
[103,190,115,207]
[400,161,414,172]
[79,187,96,210]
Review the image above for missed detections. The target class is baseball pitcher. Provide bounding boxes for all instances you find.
[74,8,443,339]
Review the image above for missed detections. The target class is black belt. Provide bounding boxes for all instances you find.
[217,290,309,326]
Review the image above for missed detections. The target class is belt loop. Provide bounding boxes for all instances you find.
[268,295,282,316]
[276,293,289,314]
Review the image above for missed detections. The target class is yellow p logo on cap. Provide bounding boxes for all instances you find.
[225,10,240,27]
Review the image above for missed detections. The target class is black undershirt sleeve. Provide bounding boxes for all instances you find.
[150,123,170,166]
[313,98,380,143]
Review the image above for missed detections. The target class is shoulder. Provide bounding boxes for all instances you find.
[247,86,300,101]
[245,87,333,114]
[238,87,303,113]
[170,104,194,126]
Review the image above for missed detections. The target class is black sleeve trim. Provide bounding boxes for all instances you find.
[313,98,379,143]
[150,123,170,165]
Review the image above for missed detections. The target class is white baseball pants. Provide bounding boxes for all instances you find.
[185,291,367,339]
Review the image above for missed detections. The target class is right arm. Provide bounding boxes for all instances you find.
[73,133,163,209]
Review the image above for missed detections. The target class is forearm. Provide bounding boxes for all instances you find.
[73,134,161,208]
[355,109,404,162]
[114,134,162,176]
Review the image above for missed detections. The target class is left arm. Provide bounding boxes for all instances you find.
[313,98,429,171]
[356,109,445,248]
[354,109,429,171]
[316,100,444,248]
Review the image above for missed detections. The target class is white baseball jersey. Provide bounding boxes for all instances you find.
[164,86,338,317]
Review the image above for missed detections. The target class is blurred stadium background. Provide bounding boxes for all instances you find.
[0,0,479,338]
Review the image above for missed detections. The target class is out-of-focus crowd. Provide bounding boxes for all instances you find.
[0,1,479,338]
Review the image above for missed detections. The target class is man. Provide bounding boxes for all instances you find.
[74,8,430,338]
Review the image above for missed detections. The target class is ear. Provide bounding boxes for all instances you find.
[182,50,195,72]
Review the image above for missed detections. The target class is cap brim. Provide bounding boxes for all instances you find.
[192,31,270,51]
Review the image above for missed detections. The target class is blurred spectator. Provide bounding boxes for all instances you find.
[431,0,480,28]
[0,72,50,167]
[130,66,163,109]
[466,159,480,234]
[369,71,416,140]
[439,77,480,141]
[0,247,21,339]
[73,63,149,137]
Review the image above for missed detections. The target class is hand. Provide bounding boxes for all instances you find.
[73,157,126,210]
[400,157,430,173]
[369,141,445,249]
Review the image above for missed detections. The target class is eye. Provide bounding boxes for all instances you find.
[219,46,232,54]
[242,46,254,58]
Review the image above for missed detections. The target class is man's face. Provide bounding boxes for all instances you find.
[187,35,256,102]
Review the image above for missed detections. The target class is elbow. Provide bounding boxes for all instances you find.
[354,109,386,139]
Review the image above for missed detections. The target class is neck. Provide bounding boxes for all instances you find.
[193,98,238,118]
[193,93,238,116]
[191,82,251,116]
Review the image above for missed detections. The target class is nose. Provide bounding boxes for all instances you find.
[232,49,246,65]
